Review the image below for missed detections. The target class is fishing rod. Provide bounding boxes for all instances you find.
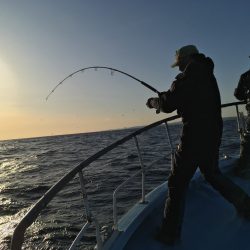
[46,66,160,101]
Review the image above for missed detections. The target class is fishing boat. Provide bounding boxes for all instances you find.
[11,101,250,250]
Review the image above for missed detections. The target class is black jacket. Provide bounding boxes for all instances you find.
[160,54,222,150]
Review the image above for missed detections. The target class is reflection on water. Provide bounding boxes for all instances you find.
[0,207,29,247]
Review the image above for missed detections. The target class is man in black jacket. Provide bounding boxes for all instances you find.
[147,45,250,245]
[234,68,250,174]
[234,68,250,132]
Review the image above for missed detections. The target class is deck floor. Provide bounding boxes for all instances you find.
[124,172,250,250]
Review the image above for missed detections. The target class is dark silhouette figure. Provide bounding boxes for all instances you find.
[234,67,250,176]
[146,45,250,245]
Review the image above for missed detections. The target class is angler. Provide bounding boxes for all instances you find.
[146,44,250,245]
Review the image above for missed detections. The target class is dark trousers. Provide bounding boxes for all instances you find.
[162,138,249,239]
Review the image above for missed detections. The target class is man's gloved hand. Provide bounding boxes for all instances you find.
[146,97,159,109]
[146,97,160,110]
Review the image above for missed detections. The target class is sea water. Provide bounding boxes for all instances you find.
[0,118,240,249]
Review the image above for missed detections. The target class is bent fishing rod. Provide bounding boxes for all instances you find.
[46,66,160,101]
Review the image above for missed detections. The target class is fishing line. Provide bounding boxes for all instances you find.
[46,66,160,101]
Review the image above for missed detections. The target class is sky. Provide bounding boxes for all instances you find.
[0,0,250,140]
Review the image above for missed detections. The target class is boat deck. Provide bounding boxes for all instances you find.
[123,164,250,250]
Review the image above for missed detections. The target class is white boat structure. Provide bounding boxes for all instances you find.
[11,101,250,250]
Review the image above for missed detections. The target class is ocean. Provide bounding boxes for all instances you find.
[0,118,240,250]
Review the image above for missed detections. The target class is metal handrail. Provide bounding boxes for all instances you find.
[10,101,246,250]
[68,221,90,250]
[133,136,146,203]
[10,114,179,250]
[112,152,171,230]
[113,168,142,230]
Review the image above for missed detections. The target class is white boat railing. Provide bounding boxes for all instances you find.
[112,122,174,230]
[112,152,172,231]
[10,101,246,250]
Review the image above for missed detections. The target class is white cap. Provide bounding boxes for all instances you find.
[171,45,199,68]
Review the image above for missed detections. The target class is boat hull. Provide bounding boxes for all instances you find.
[104,158,250,250]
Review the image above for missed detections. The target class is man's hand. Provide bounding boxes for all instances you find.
[146,97,160,109]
